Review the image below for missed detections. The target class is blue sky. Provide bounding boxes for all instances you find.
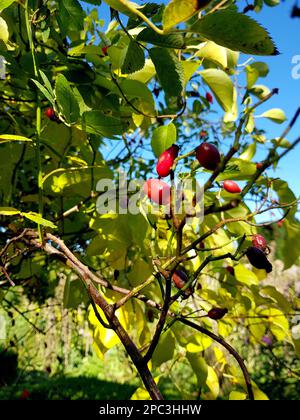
[247,1,300,197]
[89,0,300,197]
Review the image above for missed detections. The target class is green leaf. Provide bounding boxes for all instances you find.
[182,61,201,86]
[186,353,208,387]
[55,74,80,124]
[257,108,286,124]
[31,79,55,105]
[0,16,9,44]
[272,179,297,219]
[149,47,184,97]
[271,137,291,148]
[239,143,257,161]
[246,66,259,89]
[152,330,175,367]
[229,391,247,400]
[279,220,300,269]
[0,0,15,12]
[39,70,54,96]
[22,212,57,229]
[196,41,228,69]
[250,61,269,77]
[248,319,266,342]
[264,0,280,5]
[205,366,220,399]
[102,0,140,17]
[113,79,154,104]
[151,123,177,157]
[253,386,269,401]
[58,0,85,33]
[63,276,89,309]
[246,62,269,89]
[128,59,156,84]
[260,308,289,341]
[190,10,278,56]
[82,111,125,137]
[43,165,112,195]
[107,36,130,71]
[68,44,102,56]
[137,28,186,49]
[0,134,32,144]
[249,84,271,99]
[292,337,300,358]
[200,69,234,112]
[0,207,20,216]
[226,49,240,69]
[121,40,145,74]
[162,0,204,31]
[260,286,291,312]
[216,158,256,181]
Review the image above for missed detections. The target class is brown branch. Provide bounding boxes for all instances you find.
[142,269,174,365]
[0,229,29,258]
[114,257,177,310]
[0,265,15,287]
[177,317,254,400]
[204,199,240,215]
[25,231,163,400]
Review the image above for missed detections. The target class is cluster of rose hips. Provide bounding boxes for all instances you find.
[144,142,242,205]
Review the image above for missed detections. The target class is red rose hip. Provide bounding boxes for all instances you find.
[252,234,267,251]
[44,107,56,121]
[172,269,193,299]
[143,179,171,205]
[223,180,241,194]
[156,144,179,178]
[206,92,213,104]
[172,269,188,289]
[102,46,109,56]
[196,142,220,171]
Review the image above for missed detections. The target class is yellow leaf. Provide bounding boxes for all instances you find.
[0,207,20,216]
[206,366,219,399]
[163,0,213,31]
[0,134,32,143]
[229,391,247,400]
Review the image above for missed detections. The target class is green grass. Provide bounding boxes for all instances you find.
[0,371,136,400]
